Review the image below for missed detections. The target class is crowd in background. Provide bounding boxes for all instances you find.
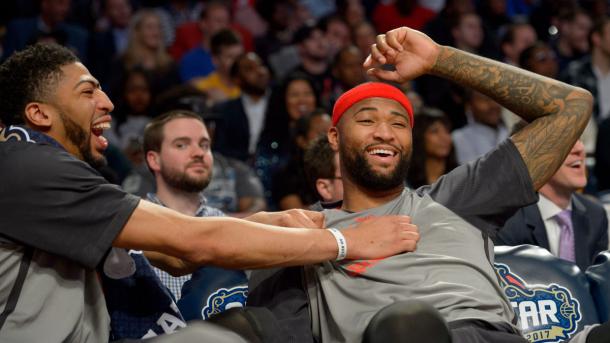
[0,0,609,214]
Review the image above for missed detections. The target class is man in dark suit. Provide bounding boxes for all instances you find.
[212,52,271,162]
[496,139,608,270]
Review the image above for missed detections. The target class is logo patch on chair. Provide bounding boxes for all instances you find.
[201,286,248,320]
[494,263,581,343]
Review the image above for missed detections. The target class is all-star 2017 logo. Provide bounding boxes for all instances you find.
[201,286,248,320]
[494,263,581,343]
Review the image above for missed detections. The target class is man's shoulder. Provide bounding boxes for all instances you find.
[1,140,71,165]
[573,193,607,215]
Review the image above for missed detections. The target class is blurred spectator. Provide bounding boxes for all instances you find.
[256,72,320,208]
[596,117,610,192]
[352,20,377,57]
[500,22,537,66]
[273,109,331,210]
[320,15,351,59]
[110,67,154,152]
[372,0,436,34]
[553,8,593,72]
[111,9,181,99]
[203,152,266,216]
[497,128,608,271]
[191,29,244,105]
[562,17,610,123]
[477,0,511,39]
[169,1,253,61]
[254,0,298,63]
[329,45,367,108]
[407,107,458,189]
[178,1,231,82]
[3,0,88,60]
[450,11,485,54]
[336,0,366,28]
[89,0,133,88]
[303,134,343,203]
[452,90,508,164]
[212,52,271,162]
[528,0,575,42]
[289,23,333,103]
[424,0,475,46]
[519,42,558,78]
[561,17,610,155]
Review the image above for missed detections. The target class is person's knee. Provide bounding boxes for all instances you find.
[363,299,452,343]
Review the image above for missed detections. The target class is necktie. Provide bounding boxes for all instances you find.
[555,209,575,263]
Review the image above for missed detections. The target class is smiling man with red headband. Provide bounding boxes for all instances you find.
[300,26,605,343]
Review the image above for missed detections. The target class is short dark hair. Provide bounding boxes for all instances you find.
[0,43,78,126]
[304,134,336,196]
[143,110,204,155]
[210,29,242,56]
[293,21,324,45]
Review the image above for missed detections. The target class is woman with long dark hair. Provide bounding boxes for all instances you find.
[407,107,458,189]
[255,72,320,208]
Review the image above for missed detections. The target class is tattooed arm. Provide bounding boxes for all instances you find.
[364,27,593,189]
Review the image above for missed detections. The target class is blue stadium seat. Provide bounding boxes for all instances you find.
[494,245,600,343]
[585,251,610,323]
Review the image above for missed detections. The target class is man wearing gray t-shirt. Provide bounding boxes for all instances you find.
[304,27,602,342]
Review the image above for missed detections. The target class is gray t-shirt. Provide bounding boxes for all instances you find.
[0,141,140,342]
[305,140,537,342]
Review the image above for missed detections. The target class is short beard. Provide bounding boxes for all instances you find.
[59,111,107,169]
[341,144,410,192]
[161,165,211,193]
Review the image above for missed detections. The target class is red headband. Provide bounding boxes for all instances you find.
[332,82,414,127]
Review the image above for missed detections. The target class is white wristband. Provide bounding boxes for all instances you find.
[327,228,347,261]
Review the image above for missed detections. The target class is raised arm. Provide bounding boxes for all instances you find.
[365,27,593,189]
[114,200,419,270]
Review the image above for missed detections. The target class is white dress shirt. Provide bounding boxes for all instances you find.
[241,93,269,154]
[537,194,573,256]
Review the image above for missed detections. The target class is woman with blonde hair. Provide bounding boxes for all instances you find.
[111,9,180,98]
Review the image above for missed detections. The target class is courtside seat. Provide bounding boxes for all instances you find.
[585,251,610,323]
[494,245,600,342]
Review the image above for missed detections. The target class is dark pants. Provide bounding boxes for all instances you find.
[449,320,528,343]
[363,300,529,343]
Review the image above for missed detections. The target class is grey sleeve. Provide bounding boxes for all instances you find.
[230,158,265,198]
[420,139,538,233]
[0,143,140,269]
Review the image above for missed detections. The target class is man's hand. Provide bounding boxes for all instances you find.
[342,215,419,260]
[364,27,440,83]
[245,209,324,229]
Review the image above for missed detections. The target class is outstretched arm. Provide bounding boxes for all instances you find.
[115,200,419,270]
[365,27,593,189]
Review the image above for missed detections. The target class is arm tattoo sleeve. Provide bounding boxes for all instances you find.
[430,46,593,189]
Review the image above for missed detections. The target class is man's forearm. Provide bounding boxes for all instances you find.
[430,46,588,123]
[115,201,337,270]
[430,46,592,188]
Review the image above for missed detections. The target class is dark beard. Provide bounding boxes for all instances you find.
[341,144,410,192]
[161,164,211,193]
[59,111,107,169]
